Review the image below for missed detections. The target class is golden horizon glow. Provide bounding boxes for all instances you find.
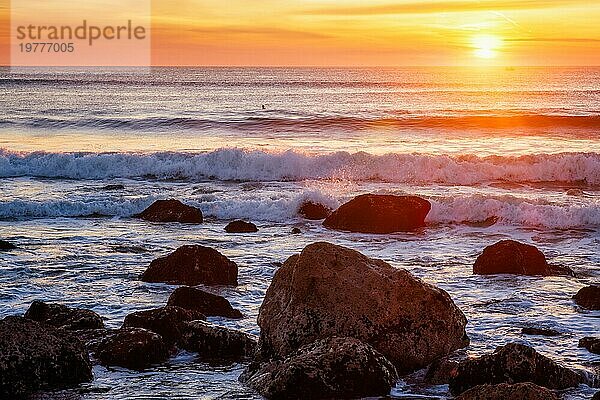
[1,0,600,66]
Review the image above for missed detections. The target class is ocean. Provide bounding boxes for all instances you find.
[0,66,599,399]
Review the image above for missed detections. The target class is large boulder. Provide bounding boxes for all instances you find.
[167,286,243,319]
[0,316,92,397]
[141,245,238,286]
[573,285,600,310]
[95,328,170,370]
[298,201,332,220]
[241,337,397,400]
[579,337,600,354]
[137,199,203,223]
[122,306,206,344]
[256,242,468,374]
[455,383,559,400]
[449,343,583,395]
[0,240,16,250]
[323,194,431,233]
[179,320,257,360]
[24,301,104,330]
[473,240,573,276]
[225,220,258,233]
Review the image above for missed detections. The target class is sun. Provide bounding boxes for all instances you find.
[471,35,503,59]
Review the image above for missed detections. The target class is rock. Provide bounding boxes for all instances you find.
[180,320,257,360]
[473,240,570,276]
[102,184,125,190]
[0,240,16,250]
[449,343,583,395]
[574,285,600,310]
[141,245,238,286]
[167,286,243,319]
[256,242,468,374]
[122,306,206,344]
[593,391,600,400]
[241,337,397,400]
[0,316,92,397]
[24,301,104,330]
[95,328,170,370]
[137,199,203,223]
[323,194,431,233]
[521,327,561,337]
[455,382,559,400]
[425,358,459,384]
[291,227,302,234]
[579,337,600,354]
[224,220,259,233]
[298,201,332,220]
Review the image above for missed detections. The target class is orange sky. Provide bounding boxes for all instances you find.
[2,0,600,66]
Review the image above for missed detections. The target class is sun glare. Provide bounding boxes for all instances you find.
[472,35,503,59]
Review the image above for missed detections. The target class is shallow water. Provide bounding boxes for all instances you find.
[1,67,599,399]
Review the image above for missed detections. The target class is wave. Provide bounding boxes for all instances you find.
[0,192,597,229]
[1,114,599,132]
[1,149,599,185]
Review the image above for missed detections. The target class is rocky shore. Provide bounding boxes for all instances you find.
[1,195,598,399]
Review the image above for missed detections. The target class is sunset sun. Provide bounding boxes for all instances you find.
[472,35,503,59]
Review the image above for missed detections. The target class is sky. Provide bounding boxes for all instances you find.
[2,0,600,66]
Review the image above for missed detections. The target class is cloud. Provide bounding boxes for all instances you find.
[506,37,600,43]
[305,0,590,16]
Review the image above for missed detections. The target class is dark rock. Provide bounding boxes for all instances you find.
[24,301,104,330]
[291,227,302,234]
[74,328,117,353]
[95,328,170,370]
[122,306,206,344]
[0,316,92,397]
[241,337,397,400]
[298,201,332,220]
[593,391,600,400]
[141,245,238,286]
[574,285,600,310]
[449,343,583,395]
[225,220,259,233]
[137,199,203,223]
[455,382,559,400]
[102,184,125,190]
[473,240,571,276]
[256,242,468,375]
[0,240,16,250]
[521,327,561,337]
[579,337,600,354]
[425,358,459,384]
[323,194,431,233]
[180,320,257,360]
[167,286,243,319]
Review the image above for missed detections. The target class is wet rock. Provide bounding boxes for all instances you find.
[167,286,243,319]
[137,199,203,223]
[0,316,92,397]
[455,382,559,400]
[574,285,600,310]
[298,201,332,220]
[425,358,459,384]
[473,240,572,276]
[241,337,397,400]
[593,391,600,400]
[141,245,238,286]
[323,194,431,233]
[0,240,16,250]
[122,306,206,344]
[102,184,125,190]
[291,227,302,234]
[24,301,104,331]
[224,220,259,233]
[579,337,600,354]
[95,328,170,370]
[521,326,561,337]
[256,242,468,374]
[180,320,257,360]
[74,328,117,353]
[449,343,583,395]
